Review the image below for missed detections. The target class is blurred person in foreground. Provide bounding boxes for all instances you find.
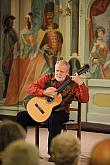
[89,138,110,165]
[0,120,26,164]
[2,140,39,165]
[50,131,81,165]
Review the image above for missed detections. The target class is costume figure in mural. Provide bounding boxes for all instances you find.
[103,21,110,72]
[3,1,63,105]
[8,1,63,105]
[2,15,19,98]
[4,14,38,105]
[88,0,110,79]
[36,1,63,74]
[106,21,110,55]
[19,14,37,59]
[89,26,109,79]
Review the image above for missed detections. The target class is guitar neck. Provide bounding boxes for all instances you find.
[56,64,89,94]
[56,78,72,93]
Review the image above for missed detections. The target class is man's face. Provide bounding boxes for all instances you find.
[55,63,69,82]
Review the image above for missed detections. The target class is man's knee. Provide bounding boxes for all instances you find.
[16,111,26,122]
[16,111,27,131]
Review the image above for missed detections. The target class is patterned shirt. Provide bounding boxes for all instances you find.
[27,74,89,113]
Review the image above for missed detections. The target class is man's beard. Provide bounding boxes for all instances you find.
[55,76,64,82]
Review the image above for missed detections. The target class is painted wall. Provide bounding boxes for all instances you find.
[0,0,110,125]
[80,0,110,124]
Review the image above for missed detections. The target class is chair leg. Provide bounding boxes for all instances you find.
[35,126,39,147]
[77,124,81,139]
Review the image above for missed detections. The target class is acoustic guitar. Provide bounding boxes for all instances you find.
[27,64,89,122]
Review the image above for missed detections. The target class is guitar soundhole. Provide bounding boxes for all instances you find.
[47,97,53,103]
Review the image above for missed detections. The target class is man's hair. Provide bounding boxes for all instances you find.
[55,60,70,72]
[89,138,110,165]
[2,140,39,165]
[50,131,81,165]
[0,120,26,152]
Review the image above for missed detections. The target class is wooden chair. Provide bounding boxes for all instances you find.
[62,100,81,139]
[35,99,81,147]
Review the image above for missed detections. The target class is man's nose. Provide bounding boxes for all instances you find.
[57,71,61,75]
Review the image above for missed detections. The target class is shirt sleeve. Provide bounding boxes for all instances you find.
[27,74,49,96]
[72,83,89,103]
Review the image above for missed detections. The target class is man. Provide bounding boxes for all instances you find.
[16,60,89,160]
[89,139,110,165]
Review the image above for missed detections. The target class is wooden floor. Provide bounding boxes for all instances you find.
[26,127,110,165]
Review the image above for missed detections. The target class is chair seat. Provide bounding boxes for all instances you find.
[63,120,80,130]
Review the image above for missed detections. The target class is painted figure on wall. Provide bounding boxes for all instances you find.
[3,14,38,105]
[16,1,63,104]
[89,26,108,79]
[37,1,63,73]
[3,1,63,105]
[88,0,110,79]
[2,15,19,99]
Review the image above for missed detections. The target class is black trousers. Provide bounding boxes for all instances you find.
[16,110,69,154]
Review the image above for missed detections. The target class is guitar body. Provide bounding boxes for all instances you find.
[27,93,62,122]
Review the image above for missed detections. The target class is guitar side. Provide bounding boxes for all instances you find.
[27,93,62,122]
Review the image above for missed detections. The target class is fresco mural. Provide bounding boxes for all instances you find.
[89,0,110,79]
[3,13,38,105]
[1,1,64,105]
[2,15,19,99]
[0,0,80,107]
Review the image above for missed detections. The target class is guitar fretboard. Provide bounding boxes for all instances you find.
[56,78,72,94]
[55,64,90,94]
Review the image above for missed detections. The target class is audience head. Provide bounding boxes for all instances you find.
[89,138,110,165]
[0,120,26,152]
[2,140,39,165]
[50,131,81,165]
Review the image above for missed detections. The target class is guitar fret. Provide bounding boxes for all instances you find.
[56,79,72,93]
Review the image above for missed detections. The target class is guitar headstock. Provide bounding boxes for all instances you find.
[77,64,90,75]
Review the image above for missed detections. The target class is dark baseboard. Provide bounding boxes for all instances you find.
[81,122,110,134]
[0,114,16,121]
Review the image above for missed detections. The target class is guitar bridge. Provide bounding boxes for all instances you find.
[35,103,44,114]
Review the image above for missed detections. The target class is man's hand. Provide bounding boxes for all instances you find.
[43,87,57,98]
[71,73,83,86]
